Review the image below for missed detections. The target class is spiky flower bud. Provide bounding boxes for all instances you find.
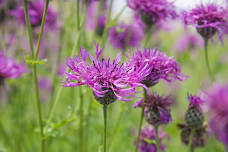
[178,123,207,149]
[143,94,172,127]
[185,94,204,129]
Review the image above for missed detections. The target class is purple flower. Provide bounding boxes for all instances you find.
[10,0,58,30]
[141,93,173,126]
[187,93,204,109]
[86,1,107,36]
[127,0,177,28]
[62,43,145,105]
[134,126,168,152]
[173,33,203,53]
[108,22,144,50]
[0,51,26,84]
[207,83,228,149]
[128,48,187,87]
[182,4,228,43]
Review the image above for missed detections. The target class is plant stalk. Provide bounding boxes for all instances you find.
[204,38,214,81]
[155,126,161,152]
[188,129,195,152]
[103,104,108,152]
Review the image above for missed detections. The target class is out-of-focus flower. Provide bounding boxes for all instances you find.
[86,1,107,36]
[178,123,208,149]
[0,0,19,24]
[134,126,168,152]
[182,4,228,44]
[173,33,203,53]
[139,93,173,127]
[38,77,52,102]
[185,94,205,129]
[108,22,144,50]
[207,83,228,149]
[62,43,146,105]
[0,51,26,84]
[127,0,177,28]
[128,48,187,87]
[10,0,58,30]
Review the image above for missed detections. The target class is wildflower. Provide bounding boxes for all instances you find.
[63,43,145,105]
[108,22,144,50]
[182,4,228,43]
[128,48,186,87]
[86,1,107,36]
[173,33,203,53]
[10,0,58,30]
[207,83,228,149]
[0,51,26,85]
[134,126,168,152]
[127,0,177,28]
[185,94,204,129]
[143,94,173,127]
[178,123,208,149]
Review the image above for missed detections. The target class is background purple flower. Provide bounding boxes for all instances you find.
[10,0,58,30]
[86,1,107,36]
[0,51,26,83]
[108,22,144,50]
[128,48,187,87]
[207,83,228,149]
[173,33,203,53]
[134,126,168,152]
[127,0,177,27]
[182,4,228,43]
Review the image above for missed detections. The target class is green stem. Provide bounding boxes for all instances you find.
[144,27,153,47]
[103,104,108,152]
[34,0,50,59]
[79,88,84,152]
[76,0,80,31]
[204,38,214,81]
[23,0,48,151]
[101,0,114,46]
[135,89,147,152]
[188,129,195,152]
[155,126,160,152]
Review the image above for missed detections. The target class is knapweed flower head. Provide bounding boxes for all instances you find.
[178,123,208,149]
[173,33,203,53]
[134,126,168,152]
[10,0,58,30]
[128,48,186,87]
[182,3,228,43]
[142,93,172,126]
[0,0,19,23]
[127,0,177,28]
[185,94,204,129]
[108,22,144,50]
[0,51,26,84]
[207,83,228,149]
[63,43,144,105]
[86,1,107,36]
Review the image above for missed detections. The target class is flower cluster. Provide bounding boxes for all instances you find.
[128,48,186,87]
[108,22,144,50]
[207,83,228,149]
[182,4,228,43]
[127,0,177,27]
[134,126,168,152]
[63,43,146,105]
[10,0,58,30]
[0,51,26,84]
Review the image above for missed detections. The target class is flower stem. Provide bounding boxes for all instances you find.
[204,38,214,81]
[188,129,195,152]
[135,88,147,152]
[103,104,108,152]
[79,87,84,152]
[23,0,49,151]
[155,126,161,152]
